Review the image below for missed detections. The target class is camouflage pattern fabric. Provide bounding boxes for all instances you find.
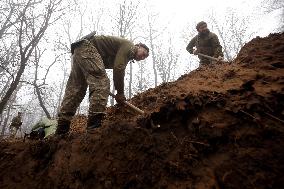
[90,35,136,94]
[58,35,136,122]
[59,40,110,121]
[9,115,22,137]
[186,31,223,65]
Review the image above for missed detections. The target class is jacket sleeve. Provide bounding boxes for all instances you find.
[211,34,224,57]
[113,43,133,94]
[186,36,197,54]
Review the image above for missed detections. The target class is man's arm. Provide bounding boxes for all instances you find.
[186,36,197,54]
[113,42,133,95]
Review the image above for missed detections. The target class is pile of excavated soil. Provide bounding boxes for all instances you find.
[0,33,284,189]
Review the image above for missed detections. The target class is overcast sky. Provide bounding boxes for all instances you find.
[148,0,278,35]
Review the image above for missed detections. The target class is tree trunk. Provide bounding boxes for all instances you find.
[128,61,132,98]
[34,84,51,119]
[0,57,26,115]
[1,103,12,136]
[0,77,13,98]
[149,26,158,87]
[55,75,67,117]
[110,85,115,106]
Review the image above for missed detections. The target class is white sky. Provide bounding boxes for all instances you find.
[147,0,278,35]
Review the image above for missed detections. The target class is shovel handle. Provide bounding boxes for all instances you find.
[197,53,222,62]
[109,92,144,114]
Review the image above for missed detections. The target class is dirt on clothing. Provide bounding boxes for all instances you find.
[0,33,284,189]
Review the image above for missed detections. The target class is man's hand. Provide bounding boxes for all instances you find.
[115,94,126,105]
[193,49,199,55]
[217,56,224,61]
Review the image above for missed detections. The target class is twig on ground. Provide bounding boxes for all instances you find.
[265,112,284,124]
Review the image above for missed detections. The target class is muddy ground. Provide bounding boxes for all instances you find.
[0,33,284,189]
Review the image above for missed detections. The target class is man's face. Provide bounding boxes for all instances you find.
[198,24,209,34]
[134,47,149,61]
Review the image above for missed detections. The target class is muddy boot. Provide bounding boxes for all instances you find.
[86,113,105,133]
[55,118,71,136]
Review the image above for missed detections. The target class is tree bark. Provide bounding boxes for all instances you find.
[1,105,11,136]
[128,61,132,98]
[34,84,51,119]
[0,57,26,115]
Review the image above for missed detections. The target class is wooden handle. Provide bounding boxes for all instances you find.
[109,92,144,114]
[197,53,220,62]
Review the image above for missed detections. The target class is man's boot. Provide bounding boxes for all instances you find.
[55,118,71,136]
[86,113,105,133]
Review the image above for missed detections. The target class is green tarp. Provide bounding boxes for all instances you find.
[31,118,57,138]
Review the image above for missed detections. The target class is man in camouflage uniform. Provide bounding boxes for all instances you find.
[9,112,23,138]
[56,35,149,135]
[186,21,224,65]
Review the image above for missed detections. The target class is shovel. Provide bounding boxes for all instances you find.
[197,53,225,63]
[109,93,161,128]
[109,92,144,115]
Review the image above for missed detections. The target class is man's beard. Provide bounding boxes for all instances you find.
[199,29,210,36]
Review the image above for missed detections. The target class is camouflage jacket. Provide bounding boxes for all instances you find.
[186,31,223,60]
[10,115,22,129]
[90,35,136,94]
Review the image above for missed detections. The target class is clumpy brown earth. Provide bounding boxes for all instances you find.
[1,33,284,189]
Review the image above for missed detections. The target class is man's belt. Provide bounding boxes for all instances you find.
[71,31,96,54]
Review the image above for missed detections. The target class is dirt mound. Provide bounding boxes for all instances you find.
[0,33,284,189]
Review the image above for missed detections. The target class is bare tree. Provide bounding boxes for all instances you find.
[88,2,105,35]
[208,9,255,61]
[134,60,152,93]
[156,38,179,83]
[0,0,64,115]
[182,22,197,47]
[30,46,60,119]
[110,0,140,104]
[112,0,139,38]
[262,0,284,31]
[146,12,163,87]
[0,84,21,136]
[0,0,22,39]
[54,58,69,117]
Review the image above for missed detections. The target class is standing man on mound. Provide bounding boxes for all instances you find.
[56,34,149,135]
[186,21,224,66]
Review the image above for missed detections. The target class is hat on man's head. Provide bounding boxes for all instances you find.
[196,21,207,30]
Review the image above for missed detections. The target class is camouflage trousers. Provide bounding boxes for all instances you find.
[59,40,110,122]
[10,127,19,138]
[199,57,212,66]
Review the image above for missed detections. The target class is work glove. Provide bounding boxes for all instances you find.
[115,94,126,105]
[193,49,199,55]
[217,56,224,61]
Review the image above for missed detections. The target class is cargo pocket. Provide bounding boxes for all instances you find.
[78,46,106,76]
